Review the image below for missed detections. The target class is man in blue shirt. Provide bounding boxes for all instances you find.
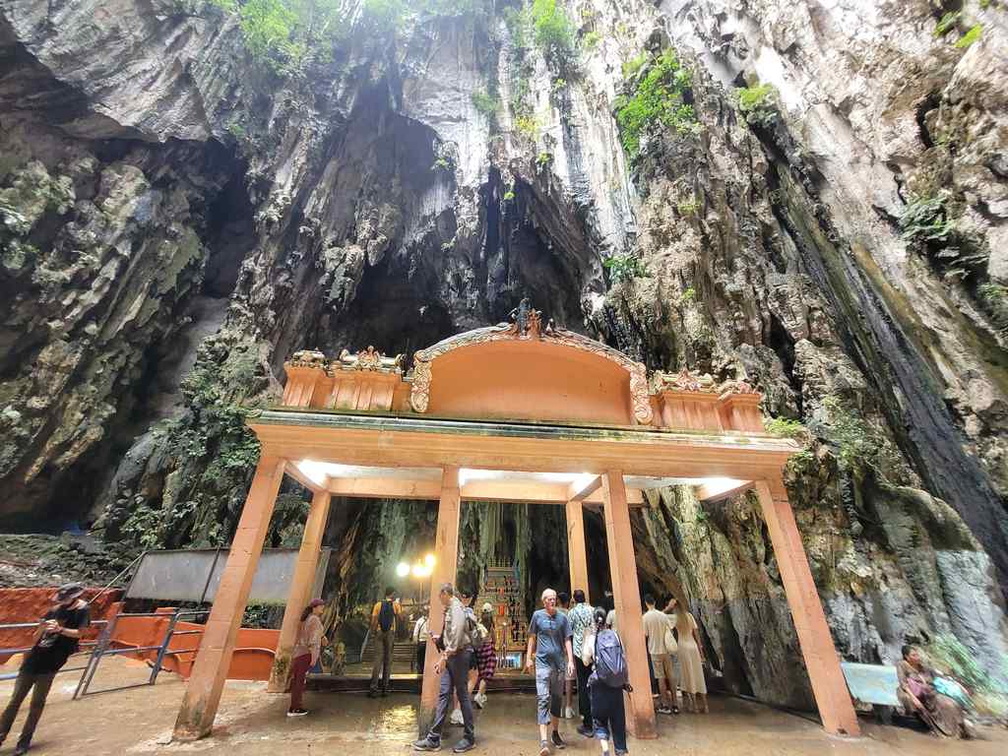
[524,588,574,756]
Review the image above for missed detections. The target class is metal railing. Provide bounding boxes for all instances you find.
[73,608,209,698]
[0,620,111,682]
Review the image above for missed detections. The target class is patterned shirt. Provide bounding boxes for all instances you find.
[567,602,594,658]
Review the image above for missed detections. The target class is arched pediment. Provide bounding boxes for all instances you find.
[409,322,653,425]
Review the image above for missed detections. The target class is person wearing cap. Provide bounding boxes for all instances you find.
[288,598,326,716]
[1,582,89,755]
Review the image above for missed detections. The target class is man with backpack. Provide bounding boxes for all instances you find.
[413,583,476,753]
[524,588,575,756]
[580,607,631,756]
[369,586,401,697]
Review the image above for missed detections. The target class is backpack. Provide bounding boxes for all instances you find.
[378,600,395,633]
[594,629,628,688]
[465,607,488,647]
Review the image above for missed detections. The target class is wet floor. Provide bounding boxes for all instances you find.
[1,657,1006,754]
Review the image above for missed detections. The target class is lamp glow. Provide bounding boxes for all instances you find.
[396,562,410,577]
[424,553,436,567]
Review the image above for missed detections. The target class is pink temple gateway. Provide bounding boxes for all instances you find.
[172,315,859,743]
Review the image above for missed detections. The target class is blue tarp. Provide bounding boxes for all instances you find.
[841,662,900,706]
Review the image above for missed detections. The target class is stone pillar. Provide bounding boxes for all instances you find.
[565,498,590,603]
[267,487,332,692]
[418,466,461,737]
[601,471,656,739]
[754,478,860,736]
[173,452,286,741]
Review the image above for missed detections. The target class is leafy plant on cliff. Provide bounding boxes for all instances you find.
[899,192,988,282]
[109,340,274,549]
[955,23,982,48]
[530,0,576,71]
[820,395,906,478]
[736,82,777,128]
[603,253,648,283]
[764,416,810,441]
[471,90,499,118]
[934,11,961,37]
[613,49,697,159]
[210,0,346,74]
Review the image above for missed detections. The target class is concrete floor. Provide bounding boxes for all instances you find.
[1,657,1006,755]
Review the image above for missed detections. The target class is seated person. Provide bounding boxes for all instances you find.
[896,645,971,738]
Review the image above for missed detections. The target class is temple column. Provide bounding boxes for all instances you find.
[268,487,332,692]
[565,498,590,603]
[601,471,656,739]
[418,466,461,737]
[174,451,286,740]
[754,478,860,736]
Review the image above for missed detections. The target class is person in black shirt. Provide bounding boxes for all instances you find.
[0,582,90,755]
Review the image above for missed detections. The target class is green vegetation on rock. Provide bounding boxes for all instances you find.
[955,23,982,48]
[899,192,987,282]
[613,49,697,159]
[530,0,576,70]
[736,82,777,128]
[934,11,960,37]
[603,252,648,283]
[471,90,498,117]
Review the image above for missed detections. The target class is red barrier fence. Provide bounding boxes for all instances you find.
[1,588,279,681]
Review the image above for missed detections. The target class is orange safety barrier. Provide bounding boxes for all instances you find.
[106,607,279,681]
[1,589,278,681]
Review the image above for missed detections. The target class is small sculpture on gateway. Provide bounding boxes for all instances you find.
[506,297,544,339]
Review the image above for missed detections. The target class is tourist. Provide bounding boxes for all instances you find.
[557,592,575,719]
[603,591,617,632]
[524,588,575,756]
[665,597,707,713]
[0,582,90,756]
[413,607,430,675]
[450,588,480,725]
[642,595,678,715]
[369,586,401,697]
[471,602,497,709]
[288,598,325,716]
[567,589,595,738]
[413,583,476,753]
[581,607,629,756]
[897,644,971,738]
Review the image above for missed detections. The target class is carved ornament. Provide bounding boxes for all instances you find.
[336,346,403,374]
[287,349,327,369]
[717,378,756,398]
[652,368,716,393]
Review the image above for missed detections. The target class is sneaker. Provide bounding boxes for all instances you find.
[657,705,673,715]
[449,708,464,725]
[576,724,594,738]
[614,750,629,756]
[671,705,680,715]
[475,691,487,708]
[472,695,483,710]
[551,730,566,749]
[452,738,476,753]
[287,708,309,717]
[566,706,576,719]
[14,747,29,756]
[413,737,442,751]
[538,740,550,756]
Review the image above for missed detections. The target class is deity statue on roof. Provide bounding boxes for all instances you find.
[506,297,544,339]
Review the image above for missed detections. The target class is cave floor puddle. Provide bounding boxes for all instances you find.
[1,657,1005,755]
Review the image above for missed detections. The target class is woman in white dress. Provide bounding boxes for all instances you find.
[666,598,707,713]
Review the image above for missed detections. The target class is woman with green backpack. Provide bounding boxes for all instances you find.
[581,607,630,756]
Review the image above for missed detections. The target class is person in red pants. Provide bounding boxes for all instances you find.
[288,598,326,716]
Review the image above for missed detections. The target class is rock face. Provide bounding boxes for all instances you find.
[1,0,1007,707]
